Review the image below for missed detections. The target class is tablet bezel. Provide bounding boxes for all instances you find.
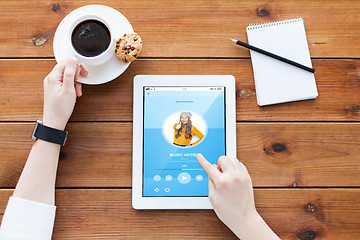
[132,75,236,209]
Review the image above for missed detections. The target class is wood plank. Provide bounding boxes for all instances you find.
[0,59,359,121]
[0,189,359,239]
[0,122,358,188]
[0,0,359,58]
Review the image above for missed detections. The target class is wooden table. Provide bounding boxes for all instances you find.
[0,0,359,239]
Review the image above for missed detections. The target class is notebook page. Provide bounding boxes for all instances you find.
[246,18,318,106]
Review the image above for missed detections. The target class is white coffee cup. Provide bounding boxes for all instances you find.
[68,15,115,65]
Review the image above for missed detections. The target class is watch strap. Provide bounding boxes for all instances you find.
[32,121,68,146]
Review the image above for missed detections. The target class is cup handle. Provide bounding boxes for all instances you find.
[72,57,89,79]
[73,55,83,65]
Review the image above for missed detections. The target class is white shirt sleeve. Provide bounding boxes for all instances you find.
[0,197,56,240]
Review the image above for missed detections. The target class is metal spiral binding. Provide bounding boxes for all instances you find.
[246,18,303,31]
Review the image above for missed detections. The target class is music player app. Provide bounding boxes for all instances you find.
[143,86,226,197]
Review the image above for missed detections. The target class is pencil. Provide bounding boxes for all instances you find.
[230,39,315,73]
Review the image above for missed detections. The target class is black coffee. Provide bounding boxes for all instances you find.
[71,20,111,57]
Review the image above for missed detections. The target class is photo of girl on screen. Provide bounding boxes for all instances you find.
[173,112,204,147]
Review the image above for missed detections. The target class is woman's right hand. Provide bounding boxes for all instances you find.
[175,122,181,130]
[196,154,280,240]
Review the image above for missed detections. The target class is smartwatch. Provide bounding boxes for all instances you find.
[31,119,68,146]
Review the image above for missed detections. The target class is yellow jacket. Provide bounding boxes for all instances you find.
[173,123,204,146]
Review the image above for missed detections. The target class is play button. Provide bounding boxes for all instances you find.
[178,172,191,184]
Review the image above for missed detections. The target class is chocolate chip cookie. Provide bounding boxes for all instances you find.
[115,32,142,63]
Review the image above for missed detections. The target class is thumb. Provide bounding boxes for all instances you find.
[208,178,215,197]
[62,60,77,91]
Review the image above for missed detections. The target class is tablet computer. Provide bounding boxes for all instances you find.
[132,75,236,209]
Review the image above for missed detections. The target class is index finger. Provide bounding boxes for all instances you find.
[196,153,221,181]
[79,65,88,77]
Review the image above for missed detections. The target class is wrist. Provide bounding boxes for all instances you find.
[42,116,67,131]
[232,211,279,240]
[232,211,264,238]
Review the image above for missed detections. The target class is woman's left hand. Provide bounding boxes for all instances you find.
[43,59,88,130]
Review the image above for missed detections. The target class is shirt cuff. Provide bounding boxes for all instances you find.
[0,197,56,240]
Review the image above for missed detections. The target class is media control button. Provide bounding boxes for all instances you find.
[154,188,160,192]
[165,175,173,181]
[178,172,191,184]
[196,175,203,181]
[153,175,161,181]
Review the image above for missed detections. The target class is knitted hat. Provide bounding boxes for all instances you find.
[180,112,192,119]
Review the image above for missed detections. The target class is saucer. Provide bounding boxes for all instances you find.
[53,5,134,85]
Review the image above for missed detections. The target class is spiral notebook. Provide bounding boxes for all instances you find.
[246,18,318,106]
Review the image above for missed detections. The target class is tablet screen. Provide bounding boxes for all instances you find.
[143,86,226,197]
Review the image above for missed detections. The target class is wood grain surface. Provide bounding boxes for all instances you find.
[0,0,359,58]
[0,59,359,122]
[0,189,359,239]
[0,0,359,239]
[0,122,358,188]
